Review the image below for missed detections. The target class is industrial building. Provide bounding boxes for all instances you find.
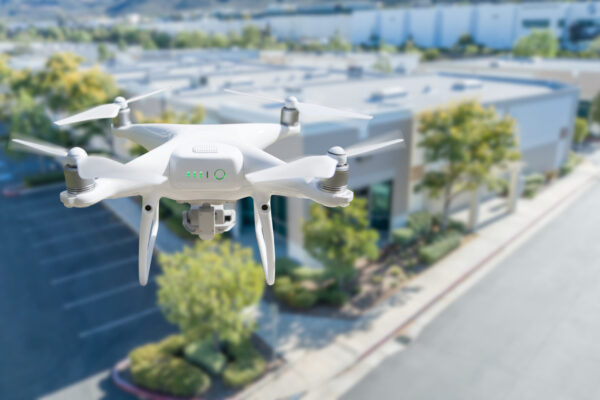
[118,57,578,263]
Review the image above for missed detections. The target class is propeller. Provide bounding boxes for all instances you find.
[224,89,373,120]
[78,156,167,184]
[247,156,338,184]
[10,137,166,185]
[346,138,404,158]
[54,87,169,126]
[10,138,68,160]
[246,137,403,184]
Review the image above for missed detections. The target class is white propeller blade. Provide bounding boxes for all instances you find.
[247,156,338,183]
[11,138,68,159]
[347,138,404,158]
[126,87,169,104]
[225,89,372,120]
[78,156,167,184]
[54,87,169,126]
[54,103,121,126]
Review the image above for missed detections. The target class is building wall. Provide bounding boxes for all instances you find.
[409,8,439,48]
[474,4,518,49]
[379,9,408,46]
[438,6,474,48]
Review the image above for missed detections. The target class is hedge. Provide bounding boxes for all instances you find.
[184,340,227,375]
[223,340,266,388]
[407,211,433,237]
[418,231,462,265]
[290,266,325,282]
[392,227,416,245]
[276,257,300,277]
[129,338,210,397]
[274,276,319,309]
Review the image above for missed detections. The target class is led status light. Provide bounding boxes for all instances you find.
[214,169,226,180]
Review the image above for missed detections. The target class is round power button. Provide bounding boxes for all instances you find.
[214,169,226,180]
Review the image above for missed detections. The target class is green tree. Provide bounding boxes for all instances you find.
[372,54,393,74]
[416,101,521,230]
[588,36,600,57]
[303,198,379,289]
[573,117,589,146]
[327,30,352,52]
[240,25,262,49]
[37,52,118,112]
[157,239,265,347]
[97,43,113,62]
[513,30,558,58]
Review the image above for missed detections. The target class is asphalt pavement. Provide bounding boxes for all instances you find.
[0,152,173,399]
[343,179,600,400]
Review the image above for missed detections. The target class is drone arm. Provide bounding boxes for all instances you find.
[252,194,276,285]
[139,196,160,286]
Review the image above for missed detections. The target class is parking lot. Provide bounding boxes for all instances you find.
[0,178,173,399]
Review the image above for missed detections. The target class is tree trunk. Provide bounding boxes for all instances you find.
[212,332,220,352]
[441,185,452,232]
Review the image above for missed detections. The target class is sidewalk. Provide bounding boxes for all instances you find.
[238,160,600,400]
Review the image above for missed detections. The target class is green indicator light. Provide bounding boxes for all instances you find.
[214,169,226,181]
[187,171,190,178]
[198,171,203,178]
[193,171,196,178]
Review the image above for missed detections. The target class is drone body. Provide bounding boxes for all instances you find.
[13,88,402,287]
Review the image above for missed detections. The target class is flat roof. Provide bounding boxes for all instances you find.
[171,72,565,125]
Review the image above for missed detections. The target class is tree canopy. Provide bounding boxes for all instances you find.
[417,101,521,229]
[303,198,379,287]
[157,239,265,346]
[513,30,558,58]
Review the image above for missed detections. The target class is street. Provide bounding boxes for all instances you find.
[0,151,173,399]
[344,179,600,400]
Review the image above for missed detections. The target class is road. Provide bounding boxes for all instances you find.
[0,151,173,399]
[344,179,600,400]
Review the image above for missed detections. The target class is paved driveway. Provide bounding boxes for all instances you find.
[0,181,173,399]
[344,180,600,400]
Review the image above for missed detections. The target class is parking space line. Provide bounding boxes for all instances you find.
[51,255,138,285]
[40,236,137,265]
[78,307,160,339]
[24,210,110,232]
[63,278,155,309]
[34,222,124,247]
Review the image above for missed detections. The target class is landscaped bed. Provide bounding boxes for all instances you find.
[113,333,281,399]
[271,211,468,318]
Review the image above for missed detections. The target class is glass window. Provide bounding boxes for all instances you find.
[522,19,550,28]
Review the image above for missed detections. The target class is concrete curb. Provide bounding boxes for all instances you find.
[334,171,598,380]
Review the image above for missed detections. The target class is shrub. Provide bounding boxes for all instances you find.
[318,286,349,306]
[422,48,440,61]
[418,231,462,265]
[407,211,433,237]
[290,266,325,282]
[223,340,267,388]
[184,340,227,375]
[388,265,404,277]
[560,152,583,176]
[274,276,319,309]
[157,334,186,356]
[223,357,266,388]
[288,287,319,309]
[371,275,383,284]
[447,219,466,233]
[523,173,545,198]
[276,257,300,277]
[129,342,211,397]
[392,227,416,245]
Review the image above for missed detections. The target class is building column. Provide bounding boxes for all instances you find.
[507,164,522,213]
[467,187,481,231]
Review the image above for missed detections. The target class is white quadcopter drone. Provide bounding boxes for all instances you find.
[12,88,402,286]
